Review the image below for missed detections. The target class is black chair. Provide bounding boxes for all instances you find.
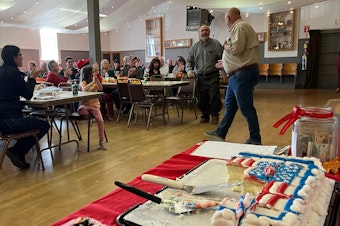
[29,107,62,154]
[127,80,163,130]
[147,76,166,101]
[166,78,197,123]
[116,79,131,123]
[59,112,108,152]
[0,129,45,170]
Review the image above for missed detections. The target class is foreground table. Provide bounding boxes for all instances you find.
[52,142,340,226]
[51,144,204,226]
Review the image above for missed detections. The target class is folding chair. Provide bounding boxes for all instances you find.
[127,80,163,130]
[166,78,197,123]
[116,79,131,123]
[0,129,44,170]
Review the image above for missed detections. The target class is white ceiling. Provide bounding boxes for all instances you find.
[0,0,327,33]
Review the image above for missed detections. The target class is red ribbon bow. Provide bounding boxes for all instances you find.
[273,106,333,135]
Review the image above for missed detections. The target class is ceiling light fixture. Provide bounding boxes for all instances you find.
[288,1,291,4]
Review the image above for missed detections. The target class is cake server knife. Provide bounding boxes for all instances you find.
[114,181,192,215]
[142,174,241,195]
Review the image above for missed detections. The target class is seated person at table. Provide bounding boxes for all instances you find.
[0,45,50,169]
[127,67,137,79]
[99,60,115,120]
[46,60,71,86]
[172,56,187,76]
[159,57,169,77]
[39,61,48,78]
[167,58,174,73]
[120,55,132,76]
[134,58,145,79]
[78,66,107,150]
[147,57,162,79]
[107,59,121,78]
[59,56,78,80]
[24,60,36,76]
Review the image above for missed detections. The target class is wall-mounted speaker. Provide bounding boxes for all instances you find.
[186,8,214,31]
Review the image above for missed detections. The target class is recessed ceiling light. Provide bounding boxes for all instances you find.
[288,1,291,4]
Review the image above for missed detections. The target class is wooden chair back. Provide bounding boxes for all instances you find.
[128,81,147,103]
[177,78,195,98]
[258,64,269,76]
[269,63,283,76]
[282,63,297,76]
[117,79,130,102]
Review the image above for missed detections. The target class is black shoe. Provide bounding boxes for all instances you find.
[6,150,30,169]
[245,139,262,145]
[204,131,225,141]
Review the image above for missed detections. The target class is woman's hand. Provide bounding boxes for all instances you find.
[28,67,42,79]
[178,64,185,72]
[64,68,72,78]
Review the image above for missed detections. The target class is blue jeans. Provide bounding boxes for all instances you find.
[0,117,49,156]
[215,66,261,142]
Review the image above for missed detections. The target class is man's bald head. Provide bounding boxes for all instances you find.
[225,7,242,28]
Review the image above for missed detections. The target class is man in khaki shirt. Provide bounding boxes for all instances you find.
[204,7,262,145]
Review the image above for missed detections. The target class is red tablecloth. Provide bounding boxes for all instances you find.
[52,143,208,226]
[52,143,340,226]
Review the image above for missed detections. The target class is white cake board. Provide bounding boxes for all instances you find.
[191,141,277,160]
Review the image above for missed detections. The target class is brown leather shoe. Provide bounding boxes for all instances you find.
[200,117,209,123]
[211,115,219,124]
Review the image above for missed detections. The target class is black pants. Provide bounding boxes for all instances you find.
[0,117,49,156]
[195,73,222,118]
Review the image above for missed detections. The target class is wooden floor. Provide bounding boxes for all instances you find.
[1,88,339,225]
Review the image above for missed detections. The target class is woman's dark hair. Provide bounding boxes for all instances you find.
[1,45,20,68]
[148,57,161,73]
[177,56,186,65]
[81,66,93,84]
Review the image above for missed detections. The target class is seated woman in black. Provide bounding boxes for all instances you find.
[147,57,162,80]
[0,45,49,169]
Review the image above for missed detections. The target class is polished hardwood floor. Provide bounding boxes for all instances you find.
[1,88,339,225]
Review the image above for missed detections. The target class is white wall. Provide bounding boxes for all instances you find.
[299,0,340,37]
[0,27,40,49]
[57,32,111,51]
